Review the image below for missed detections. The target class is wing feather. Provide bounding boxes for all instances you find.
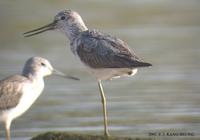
[0,75,27,110]
[76,30,152,68]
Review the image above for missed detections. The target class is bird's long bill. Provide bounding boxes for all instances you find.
[23,21,56,37]
[52,69,80,81]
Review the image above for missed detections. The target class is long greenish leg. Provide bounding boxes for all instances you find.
[98,80,110,137]
[4,120,11,140]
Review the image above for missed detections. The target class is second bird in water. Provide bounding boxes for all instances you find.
[0,57,79,140]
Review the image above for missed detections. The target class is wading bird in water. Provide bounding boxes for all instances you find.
[24,10,152,137]
[0,57,79,140]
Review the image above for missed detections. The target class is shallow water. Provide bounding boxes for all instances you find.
[0,0,200,139]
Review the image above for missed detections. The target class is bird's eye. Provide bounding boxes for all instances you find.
[41,63,46,66]
[61,16,65,20]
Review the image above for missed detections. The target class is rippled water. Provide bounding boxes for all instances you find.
[0,0,200,140]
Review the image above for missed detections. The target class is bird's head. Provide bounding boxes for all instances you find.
[22,57,79,80]
[24,10,87,39]
[23,57,54,78]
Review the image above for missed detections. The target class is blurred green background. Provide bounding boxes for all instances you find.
[0,0,200,140]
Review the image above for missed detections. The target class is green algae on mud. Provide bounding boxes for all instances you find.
[30,132,153,140]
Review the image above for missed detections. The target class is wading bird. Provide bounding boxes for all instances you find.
[24,10,152,137]
[0,56,79,140]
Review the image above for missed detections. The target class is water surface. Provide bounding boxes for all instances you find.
[0,0,200,139]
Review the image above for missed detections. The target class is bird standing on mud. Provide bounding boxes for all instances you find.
[24,10,152,137]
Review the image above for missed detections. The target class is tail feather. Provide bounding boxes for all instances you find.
[115,54,152,68]
[133,60,152,67]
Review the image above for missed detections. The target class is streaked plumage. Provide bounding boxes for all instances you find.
[0,75,25,110]
[24,9,152,137]
[75,30,151,69]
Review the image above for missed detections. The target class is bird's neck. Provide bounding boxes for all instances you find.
[64,22,88,42]
[22,71,44,82]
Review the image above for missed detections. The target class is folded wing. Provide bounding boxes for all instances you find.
[76,30,152,69]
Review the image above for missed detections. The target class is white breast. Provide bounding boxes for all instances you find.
[7,79,44,120]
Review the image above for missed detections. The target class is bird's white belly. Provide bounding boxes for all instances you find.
[5,81,44,120]
[72,45,138,80]
[88,68,138,80]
